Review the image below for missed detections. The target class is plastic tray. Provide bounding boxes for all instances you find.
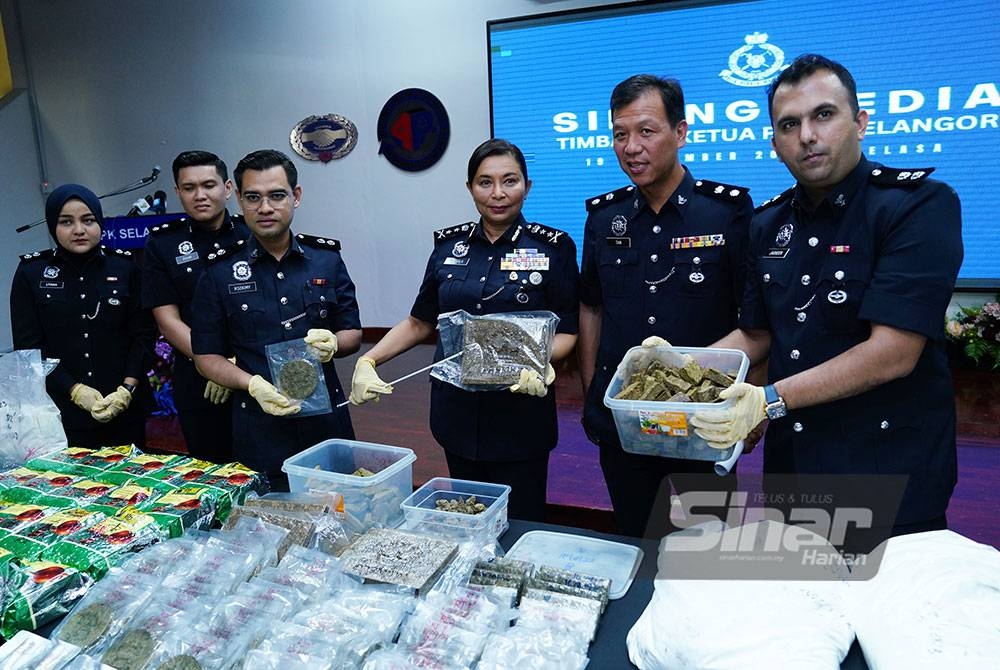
[282,439,415,530]
[400,477,510,543]
[603,345,749,461]
[506,530,643,599]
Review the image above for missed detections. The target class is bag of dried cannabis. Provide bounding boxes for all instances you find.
[432,310,560,391]
[265,338,332,417]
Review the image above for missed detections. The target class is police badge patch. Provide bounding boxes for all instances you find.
[452,241,469,258]
[610,215,628,237]
[232,261,252,281]
[43,266,59,279]
[178,241,194,256]
[775,223,794,247]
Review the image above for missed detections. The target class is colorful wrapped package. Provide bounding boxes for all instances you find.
[84,481,162,517]
[0,502,59,535]
[25,447,107,478]
[153,462,266,523]
[106,453,188,478]
[0,467,45,492]
[149,458,221,486]
[139,486,218,538]
[40,506,165,580]
[0,508,107,560]
[0,557,92,640]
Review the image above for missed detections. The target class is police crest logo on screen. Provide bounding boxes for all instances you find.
[232,261,252,281]
[719,32,786,87]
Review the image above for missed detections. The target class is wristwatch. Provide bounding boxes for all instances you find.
[763,384,787,420]
[122,383,137,396]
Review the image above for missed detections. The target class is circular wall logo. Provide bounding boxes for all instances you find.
[290,114,358,163]
[719,32,786,87]
[377,88,450,172]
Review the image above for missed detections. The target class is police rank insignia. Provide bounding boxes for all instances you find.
[178,241,194,256]
[610,215,628,237]
[42,266,59,279]
[452,241,469,258]
[290,114,359,163]
[775,223,794,247]
[670,234,725,250]
[232,261,252,281]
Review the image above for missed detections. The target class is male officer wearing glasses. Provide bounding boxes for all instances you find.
[191,149,361,489]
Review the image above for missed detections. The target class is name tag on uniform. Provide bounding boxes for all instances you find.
[175,252,200,265]
[39,281,64,289]
[606,237,631,248]
[443,257,469,266]
[765,248,790,259]
[228,281,257,294]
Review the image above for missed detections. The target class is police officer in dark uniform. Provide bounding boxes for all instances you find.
[579,75,752,537]
[11,184,155,448]
[190,149,361,490]
[349,139,579,522]
[691,55,962,539]
[142,151,249,463]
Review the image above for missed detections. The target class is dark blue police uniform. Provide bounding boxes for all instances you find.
[740,157,962,528]
[410,215,579,520]
[190,232,360,488]
[10,246,154,448]
[142,212,249,463]
[580,167,752,536]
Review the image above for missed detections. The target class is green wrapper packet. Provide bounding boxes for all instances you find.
[148,458,222,487]
[139,486,219,538]
[106,453,188,478]
[40,506,165,580]
[0,508,107,561]
[152,462,266,524]
[0,557,92,640]
[83,481,162,517]
[0,502,60,534]
[0,467,46,491]
[25,447,108,478]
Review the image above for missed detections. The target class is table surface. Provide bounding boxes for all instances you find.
[500,519,870,670]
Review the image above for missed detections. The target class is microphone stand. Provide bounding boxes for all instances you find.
[15,167,162,234]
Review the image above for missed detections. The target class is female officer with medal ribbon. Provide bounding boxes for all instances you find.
[349,139,579,521]
[11,184,154,448]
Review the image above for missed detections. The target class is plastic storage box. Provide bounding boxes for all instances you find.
[603,346,749,461]
[400,477,510,543]
[282,439,415,530]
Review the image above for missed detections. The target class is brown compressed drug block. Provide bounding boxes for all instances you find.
[460,318,547,385]
[702,367,735,388]
[663,374,692,394]
[102,628,156,670]
[56,602,113,649]
[665,392,692,402]
[677,360,705,384]
[278,359,319,400]
[434,495,487,515]
[156,656,203,670]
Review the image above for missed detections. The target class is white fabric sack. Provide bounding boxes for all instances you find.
[849,530,1000,670]
[627,520,855,670]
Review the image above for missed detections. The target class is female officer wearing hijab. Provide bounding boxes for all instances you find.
[348,139,579,521]
[10,184,154,448]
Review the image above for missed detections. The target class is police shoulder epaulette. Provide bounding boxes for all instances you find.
[755,187,794,213]
[104,246,133,257]
[149,217,187,235]
[18,248,55,263]
[585,185,635,212]
[433,222,474,242]
[868,165,935,187]
[206,239,247,263]
[521,222,569,246]
[295,233,341,251]
[694,179,750,202]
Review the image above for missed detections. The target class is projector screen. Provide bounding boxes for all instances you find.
[488,0,1000,288]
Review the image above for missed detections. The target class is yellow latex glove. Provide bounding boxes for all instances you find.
[204,380,232,404]
[91,386,132,423]
[304,328,338,363]
[642,336,672,347]
[509,364,556,397]
[690,383,766,450]
[248,375,300,416]
[349,357,394,405]
[70,384,104,412]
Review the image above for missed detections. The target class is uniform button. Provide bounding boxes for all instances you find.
[801,275,811,285]
[319,295,326,302]
[602,365,608,372]
[476,303,482,309]
[241,402,247,409]
[280,297,288,305]
[84,353,89,358]
[652,225,661,234]
[763,273,771,283]
[80,293,86,299]
[45,294,51,299]
[186,267,193,273]
[693,256,701,265]
[793,422,803,432]
[796,312,807,322]
[83,333,89,338]
[319,309,328,318]
[86,371,93,377]
[241,304,248,311]
[649,285,657,293]
[79,276,84,281]
[81,314,86,319]
[790,349,800,360]
[277,272,285,279]
[284,322,292,330]
[446,273,453,279]
[650,254,659,262]
[479,276,486,283]
[112,290,118,295]
[808,237,819,247]
[214,242,221,248]
[615,258,622,265]
[834,270,845,280]
[647,316,656,325]
[880,420,890,430]
[487,256,494,261]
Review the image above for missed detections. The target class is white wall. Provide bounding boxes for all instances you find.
[10,0,614,328]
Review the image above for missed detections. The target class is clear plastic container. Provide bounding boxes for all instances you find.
[282,439,415,530]
[400,477,510,543]
[603,346,749,461]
